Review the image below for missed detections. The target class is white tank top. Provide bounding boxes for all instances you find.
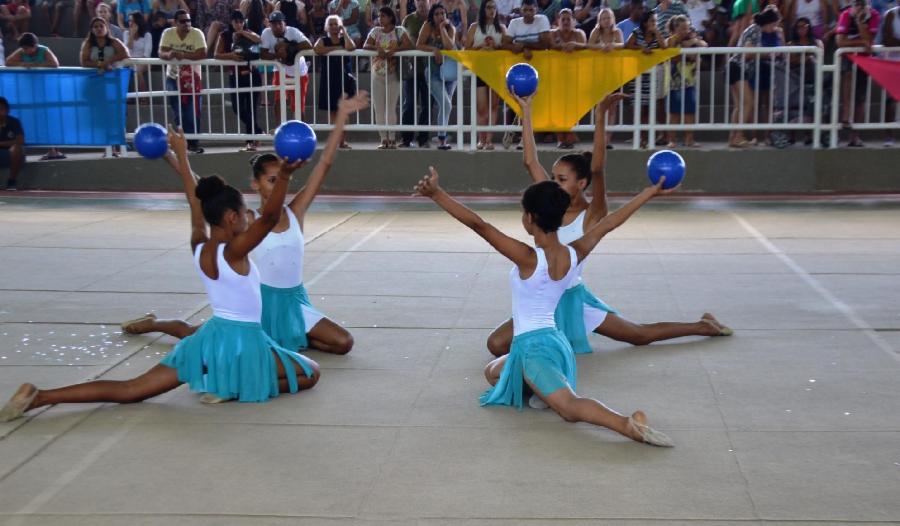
[510,246,580,336]
[554,208,587,290]
[194,243,263,322]
[473,24,502,47]
[250,207,305,288]
[795,0,823,27]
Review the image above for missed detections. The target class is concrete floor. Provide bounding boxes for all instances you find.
[0,193,899,525]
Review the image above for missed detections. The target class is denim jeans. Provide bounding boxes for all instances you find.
[166,77,202,148]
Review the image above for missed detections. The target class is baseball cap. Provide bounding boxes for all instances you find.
[269,11,286,22]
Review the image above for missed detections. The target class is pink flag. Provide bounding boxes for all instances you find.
[849,54,900,101]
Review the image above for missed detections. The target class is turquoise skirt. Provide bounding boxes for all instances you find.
[480,327,577,410]
[554,283,618,355]
[261,283,319,351]
[160,316,316,403]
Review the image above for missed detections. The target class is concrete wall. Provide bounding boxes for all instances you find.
[11,147,900,194]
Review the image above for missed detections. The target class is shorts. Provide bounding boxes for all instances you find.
[669,86,697,114]
[728,60,749,85]
[0,149,10,168]
[841,55,870,102]
[272,71,309,117]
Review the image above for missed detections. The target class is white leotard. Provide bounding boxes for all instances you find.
[510,246,580,336]
[194,243,262,322]
[250,207,305,288]
[554,209,587,290]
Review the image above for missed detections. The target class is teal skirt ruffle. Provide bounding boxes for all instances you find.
[554,283,618,355]
[160,316,316,403]
[480,327,577,410]
[261,283,316,351]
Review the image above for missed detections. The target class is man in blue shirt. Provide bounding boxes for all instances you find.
[617,0,645,41]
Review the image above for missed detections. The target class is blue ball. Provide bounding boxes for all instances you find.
[647,150,685,190]
[133,123,168,159]
[506,63,539,97]
[274,120,317,162]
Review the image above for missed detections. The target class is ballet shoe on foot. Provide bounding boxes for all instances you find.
[121,313,157,334]
[199,393,231,404]
[627,415,674,447]
[702,313,733,336]
[528,394,549,410]
[0,384,38,423]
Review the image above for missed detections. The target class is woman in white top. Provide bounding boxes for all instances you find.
[127,12,153,95]
[464,0,506,150]
[414,168,674,446]
[122,93,371,356]
[485,93,732,358]
[0,128,316,422]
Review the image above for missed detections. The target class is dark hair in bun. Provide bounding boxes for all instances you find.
[556,151,593,187]
[249,153,280,179]
[195,175,244,225]
[521,180,571,233]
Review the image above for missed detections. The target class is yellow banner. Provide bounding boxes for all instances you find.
[444,49,681,131]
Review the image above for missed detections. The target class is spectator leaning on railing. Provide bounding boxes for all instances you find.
[314,14,358,147]
[837,0,880,146]
[417,2,458,150]
[364,5,412,149]
[625,11,668,149]
[399,0,431,149]
[215,9,263,151]
[81,16,130,157]
[261,11,313,118]
[6,33,67,161]
[787,16,823,144]
[503,0,551,61]
[552,9,586,149]
[464,0,506,150]
[0,97,25,191]
[588,8,623,148]
[0,0,31,40]
[159,9,207,153]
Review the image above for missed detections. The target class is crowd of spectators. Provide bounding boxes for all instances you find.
[0,0,897,182]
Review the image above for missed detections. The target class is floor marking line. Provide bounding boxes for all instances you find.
[732,213,897,361]
[305,216,396,288]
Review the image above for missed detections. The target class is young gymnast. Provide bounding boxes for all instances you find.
[122,92,371,355]
[414,167,674,446]
[485,93,732,357]
[0,128,318,422]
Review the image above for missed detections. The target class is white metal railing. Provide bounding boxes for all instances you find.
[5,47,898,151]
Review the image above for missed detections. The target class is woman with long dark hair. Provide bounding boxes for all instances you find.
[464,0,506,150]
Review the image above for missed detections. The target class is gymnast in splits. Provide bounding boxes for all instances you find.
[414,166,675,446]
[486,93,732,358]
[122,93,370,356]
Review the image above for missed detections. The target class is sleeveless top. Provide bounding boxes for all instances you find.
[21,45,49,64]
[795,0,824,27]
[473,23,501,46]
[250,207,306,289]
[89,40,117,64]
[511,246,580,336]
[194,243,263,322]
[555,208,587,290]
